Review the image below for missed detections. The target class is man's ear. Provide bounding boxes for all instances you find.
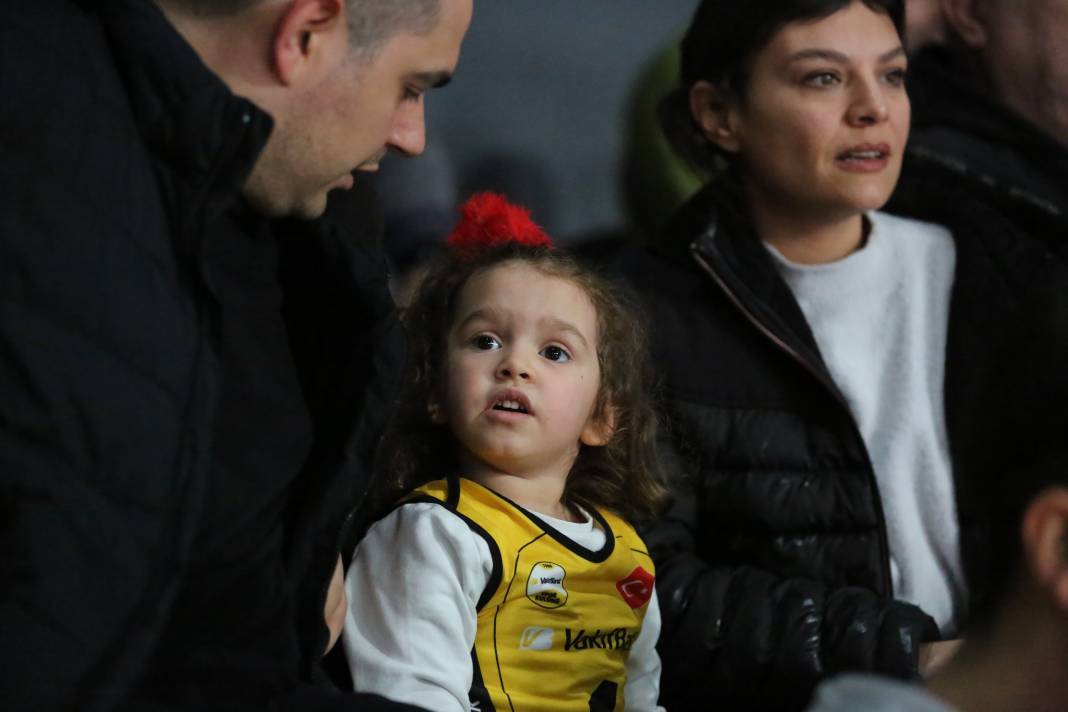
[428,400,446,425]
[1021,487,1068,613]
[689,80,742,155]
[580,406,617,448]
[271,0,347,87]
[941,0,989,49]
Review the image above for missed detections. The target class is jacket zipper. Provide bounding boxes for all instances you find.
[690,238,895,598]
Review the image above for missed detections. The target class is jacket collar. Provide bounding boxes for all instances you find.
[95,0,274,211]
[664,177,830,376]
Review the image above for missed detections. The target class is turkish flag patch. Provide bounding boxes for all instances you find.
[616,566,655,609]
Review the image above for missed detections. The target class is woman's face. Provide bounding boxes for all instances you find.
[703,2,910,224]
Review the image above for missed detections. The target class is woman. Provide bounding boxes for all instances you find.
[619,1,1067,709]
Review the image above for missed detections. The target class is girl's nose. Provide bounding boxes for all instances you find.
[497,358,531,381]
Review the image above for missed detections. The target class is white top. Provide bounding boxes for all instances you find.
[765,211,967,635]
[807,674,958,712]
[343,501,665,712]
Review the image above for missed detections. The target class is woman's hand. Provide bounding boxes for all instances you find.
[324,554,347,655]
[919,639,963,677]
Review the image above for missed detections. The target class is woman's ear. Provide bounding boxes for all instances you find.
[580,406,617,448]
[689,80,742,154]
[1022,487,1068,613]
[941,0,989,49]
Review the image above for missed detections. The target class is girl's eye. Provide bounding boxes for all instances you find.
[804,72,840,88]
[539,345,571,363]
[473,335,501,351]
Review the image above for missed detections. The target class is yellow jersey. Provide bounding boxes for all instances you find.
[406,476,656,712]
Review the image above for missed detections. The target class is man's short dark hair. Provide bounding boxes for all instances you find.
[158,0,441,59]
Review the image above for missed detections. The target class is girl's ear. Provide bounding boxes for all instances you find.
[689,80,742,154]
[580,405,617,447]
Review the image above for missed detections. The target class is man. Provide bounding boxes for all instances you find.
[807,293,1068,712]
[0,0,471,709]
[890,0,1067,240]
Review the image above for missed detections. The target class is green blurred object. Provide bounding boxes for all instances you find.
[623,40,704,243]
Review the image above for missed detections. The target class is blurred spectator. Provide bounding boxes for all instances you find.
[905,0,946,51]
[892,0,1067,242]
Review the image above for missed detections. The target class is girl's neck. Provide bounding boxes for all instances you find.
[746,188,868,265]
[459,455,579,522]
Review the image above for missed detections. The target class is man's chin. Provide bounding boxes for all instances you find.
[290,194,329,220]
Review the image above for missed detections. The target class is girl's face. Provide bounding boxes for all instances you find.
[437,261,608,481]
[697,1,910,224]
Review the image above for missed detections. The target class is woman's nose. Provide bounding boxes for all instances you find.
[846,80,889,126]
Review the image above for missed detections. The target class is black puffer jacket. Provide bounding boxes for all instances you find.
[0,1,412,710]
[617,176,1066,711]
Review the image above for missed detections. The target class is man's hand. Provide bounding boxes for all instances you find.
[919,639,963,677]
[324,555,347,655]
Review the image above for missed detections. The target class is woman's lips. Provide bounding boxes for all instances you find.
[835,143,891,172]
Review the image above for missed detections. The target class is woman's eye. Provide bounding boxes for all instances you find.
[473,335,501,351]
[884,68,908,87]
[539,345,571,363]
[804,72,840,88]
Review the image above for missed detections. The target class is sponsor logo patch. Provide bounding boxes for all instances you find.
[564,627,639,651]
[526,561,568,609]
[616,566,655,609]
[519,626,555,651]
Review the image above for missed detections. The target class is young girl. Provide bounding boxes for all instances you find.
[343,193,669,712]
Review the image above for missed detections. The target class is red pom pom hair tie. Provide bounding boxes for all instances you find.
[445,192,554,252]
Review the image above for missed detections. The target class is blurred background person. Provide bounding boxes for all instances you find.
[892,0,1068,242]
[905,0,947,51]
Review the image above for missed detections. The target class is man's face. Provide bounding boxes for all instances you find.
[248,0,473,218]
[977,0,1068,146]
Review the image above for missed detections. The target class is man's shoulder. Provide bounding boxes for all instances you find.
[1,0,142,175]
[1,0,115,81]
[807,674,957,712]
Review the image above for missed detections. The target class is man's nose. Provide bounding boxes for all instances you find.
[388,99,427,157]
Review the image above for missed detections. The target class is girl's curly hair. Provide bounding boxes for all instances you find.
[370,242,670,524]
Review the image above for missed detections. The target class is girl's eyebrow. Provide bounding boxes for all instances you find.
[541,317,590,349]
[455,307,502,331]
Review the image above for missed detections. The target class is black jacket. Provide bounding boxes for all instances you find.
[0,1,413,710]
[617,177,1065,711]
[902,45,1067,242]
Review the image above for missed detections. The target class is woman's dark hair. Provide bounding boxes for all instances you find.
[370,243,670,523]
[662,0,905,176]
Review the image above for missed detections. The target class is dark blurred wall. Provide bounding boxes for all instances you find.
[413,1,701,242]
